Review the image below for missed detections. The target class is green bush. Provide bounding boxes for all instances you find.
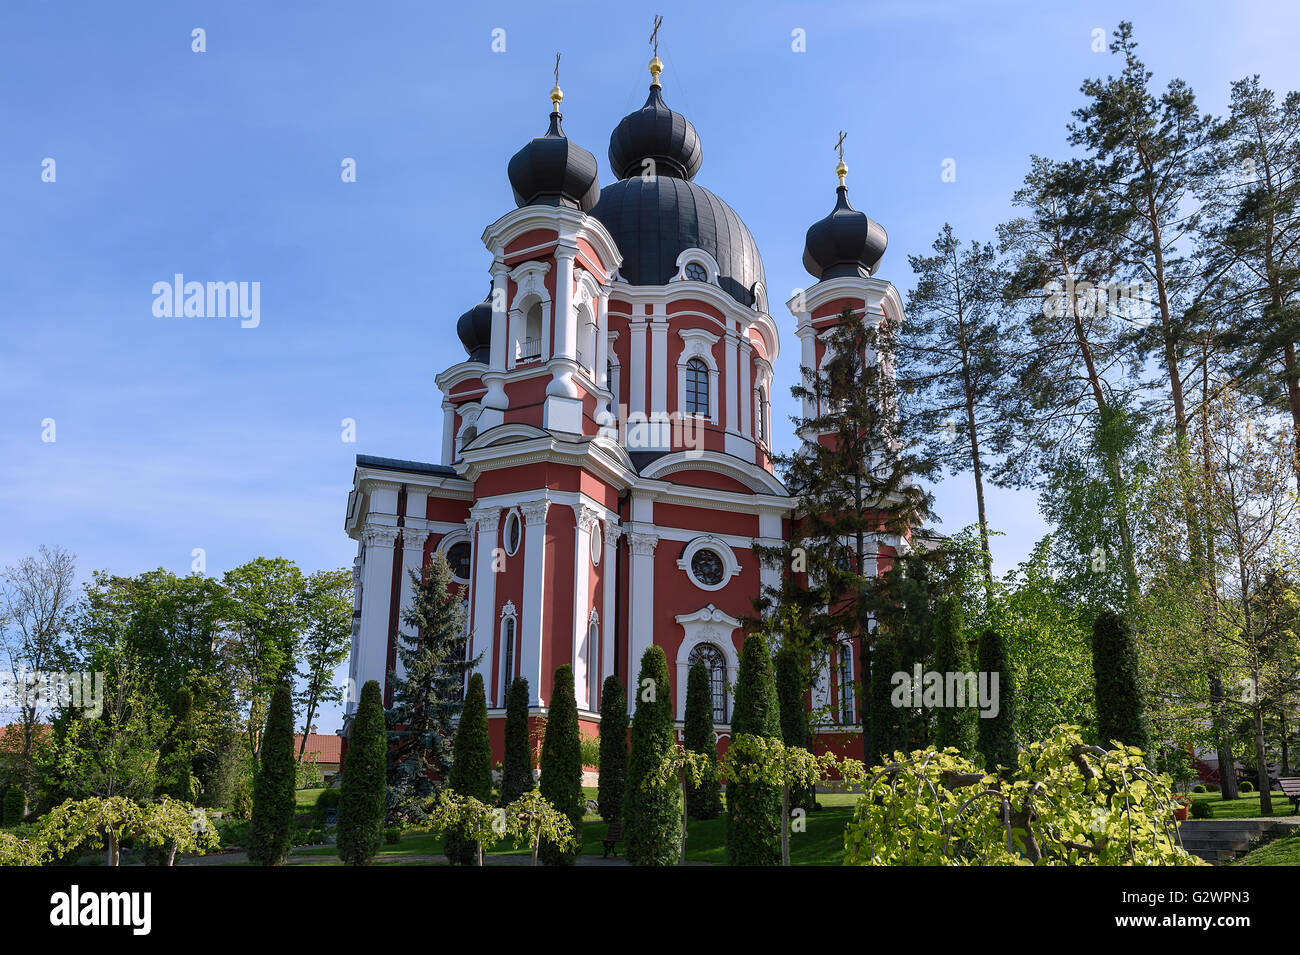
[1191,799,1213,819]
[727,633,782,866]
[249,682,297,865]
[500,676,535,806]
[597,676,627,824]
[1192,783,1207,793]
[683,661,722,820]
[2,787,25,827]
[384,827,402,845]
[932,599,977,755]
[976,626,1017,774]
[213,816,250,849]
[538,666,584,865]
[338,680,387,865]
[295,754,325,790]
[1240,780,1254,793]
[774,647,815,813]
[446,672,493,865]
[623,646,682,865]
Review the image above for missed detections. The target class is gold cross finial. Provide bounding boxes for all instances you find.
[550,52,563,111]
[835,130,848,187]
[648,15,664,86]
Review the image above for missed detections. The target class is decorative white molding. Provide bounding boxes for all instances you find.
[673,247,722,287]
[677,535,742,592]
[673,603,743,721]
[627,531,660,556]
[676,327,721,424]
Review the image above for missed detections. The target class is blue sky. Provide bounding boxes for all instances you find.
[3,1,1297,731]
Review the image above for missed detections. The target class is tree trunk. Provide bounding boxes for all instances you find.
[680,780,688,865]
[1254,699,1273,816]
[167,842,178,867]
[1284,340,1300,485]
[1210,674,1239,800]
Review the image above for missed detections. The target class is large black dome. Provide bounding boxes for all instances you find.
[802,184,888,280]
[591,176,765,308]
[507,111,601,212]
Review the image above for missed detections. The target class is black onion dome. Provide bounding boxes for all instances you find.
[507,112,600,212]
[456,297,493,363]
[608,85,703,181]
[802,185,888,280]
[591,176,765,308]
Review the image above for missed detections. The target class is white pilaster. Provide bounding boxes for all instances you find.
[440,402,455,465]
[358,523,401,703]
[724,327,739,433]
[518,499,551,706]
[469,505,501,695]
[571,502,600,711]
[739,337,753,438]
[395,524,427,682]
[626,530,659,716]
[601,523,621,697]
[629,316,647,415]
[650,317,668,414]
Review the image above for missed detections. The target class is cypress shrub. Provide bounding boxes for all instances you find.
[683,662,722,820]
[538,665,584,865]
[2,786,24,827]
[338,679,387,865]
[446,672,493,864]
[500,676,535,806]
[774,646,816,813]
[597,676,627,824]
[1091,610,1151,754]
[931,598,977,755]
[726,632,782,866]
[867,631,906,764]
[248,681,296,865]
[623,646,682,865]
[976,627,1018,774]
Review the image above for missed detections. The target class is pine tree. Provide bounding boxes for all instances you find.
[753,304,935,766]
[977,626,1018,774]
[683,662,722,820]
[726,633,782,866]
[248,680,295,865]
[538,665,583,865]
[385,553,475,823]
[774,647,815,813]
[596,676,627,824]
[500,676,534,806]
[338,679,386,865]
[445,672,493,865]
[902,224,1012,592]
[623,646,682,865]
[1091,610,1151,753]
[931,598,977,755]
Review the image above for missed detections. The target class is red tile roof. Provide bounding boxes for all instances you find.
[293,733,343,764]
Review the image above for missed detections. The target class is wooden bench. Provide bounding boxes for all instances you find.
[1278,777,1300,815]
[601,822,623,859]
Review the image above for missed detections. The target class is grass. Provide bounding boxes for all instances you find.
[296,787,325,808]
[1189,790,1300,819]
[1231,834,1300,866]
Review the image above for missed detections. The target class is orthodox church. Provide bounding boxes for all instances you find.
[342,52,905,764]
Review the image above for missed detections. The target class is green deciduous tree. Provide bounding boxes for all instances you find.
[295,568,352,762]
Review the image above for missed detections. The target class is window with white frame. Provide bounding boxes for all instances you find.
[684,358,709,416]
[687,642,729,723]
[838,642,856,725]
[500,606,518,700]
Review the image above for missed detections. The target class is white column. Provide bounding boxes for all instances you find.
[629,317,647,415]
[469,506,501,694]
[739,337,753,438]
[518,499,550,706]
[798,320,816,421]
[358,523,401,703]
[626,530,659,716]
[395,524,427,682]
[545,246,582,432]
[440,402,455,464]
[724,327,739,433]
[571,503,600,711]
[650,317,668,413]
[482,258,510,429]
[595,291,610,415]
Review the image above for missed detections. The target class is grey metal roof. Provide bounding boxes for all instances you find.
[355,454,458,477]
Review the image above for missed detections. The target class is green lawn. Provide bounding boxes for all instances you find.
[296,788,325,808]
[1231,834,1300,866]
[1190,791,1300,819]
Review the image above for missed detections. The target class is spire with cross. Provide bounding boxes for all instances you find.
[648,15,664,86]
[550,52,563,112]
[835,130,848,187]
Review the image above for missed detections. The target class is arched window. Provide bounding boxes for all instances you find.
[518,302,543,362]
[684,358,709,416]
[687,642,728,723]
[501,614,517,698]
[838,643,856,725]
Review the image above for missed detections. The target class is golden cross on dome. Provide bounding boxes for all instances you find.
[648,15,664,86]
[554,52,561,87]
[650,15,663,56]
[835,130,848,187]
[835,130,847,163]
[550,52,563,111]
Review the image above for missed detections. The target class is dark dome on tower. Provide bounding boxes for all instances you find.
[456,295,493,363]
[507,90,600,212]
[802,172,888,281]
[591,62,764,309]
